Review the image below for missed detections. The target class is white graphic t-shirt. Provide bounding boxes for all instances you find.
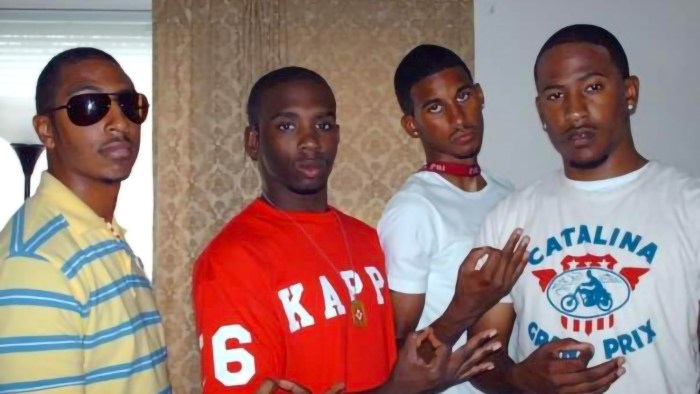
[379,170,512,394]
[477,162,700,393]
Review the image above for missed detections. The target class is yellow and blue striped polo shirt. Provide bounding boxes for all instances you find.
[0,172,170,393]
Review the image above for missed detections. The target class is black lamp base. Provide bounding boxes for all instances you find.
[11,143,45,200]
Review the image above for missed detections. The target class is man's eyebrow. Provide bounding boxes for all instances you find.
[270,111,299,121]
[421,98,441,109]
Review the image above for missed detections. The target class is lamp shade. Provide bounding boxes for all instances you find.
[0,96,40,145]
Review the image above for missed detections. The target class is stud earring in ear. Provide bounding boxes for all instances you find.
[543,123,548,131]
[628,104,634,111]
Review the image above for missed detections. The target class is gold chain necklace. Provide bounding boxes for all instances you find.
[261,195,367,327]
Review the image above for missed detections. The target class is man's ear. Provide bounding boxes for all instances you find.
[401,114,420,139]
[244,125,259,161]
[475,83,485,106]
[535,95,548,133]
[33,115,56,149]
[624,75,640,114]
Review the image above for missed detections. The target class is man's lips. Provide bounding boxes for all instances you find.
[99,140,133,160]
[451,127,478,144]
[566,127,596,147]
[295,158,326,178]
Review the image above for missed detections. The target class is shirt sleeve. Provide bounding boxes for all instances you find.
[0,256,85,394]
[193,243,286,393]
[377,193,437,294]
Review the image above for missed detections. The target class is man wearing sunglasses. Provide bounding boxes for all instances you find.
[0,47,169,393]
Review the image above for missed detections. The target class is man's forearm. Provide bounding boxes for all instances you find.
[430,298,485,346]
[430,305,475,346]
[470,352,522,393]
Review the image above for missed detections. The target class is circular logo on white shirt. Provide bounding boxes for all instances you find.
[546,267,631,319]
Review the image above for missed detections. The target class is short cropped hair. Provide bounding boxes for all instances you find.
[35,47,121,114]
[246,66,333,127]
[394,44,473,115]
[534,24,630,82]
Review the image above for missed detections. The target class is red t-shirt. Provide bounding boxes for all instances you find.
[193,199,397,393]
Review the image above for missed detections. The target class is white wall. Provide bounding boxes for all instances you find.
[475,0,700,187]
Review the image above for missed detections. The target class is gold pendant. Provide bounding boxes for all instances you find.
[351,299,367,327]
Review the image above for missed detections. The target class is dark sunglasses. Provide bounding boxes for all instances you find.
[44,92,150,127]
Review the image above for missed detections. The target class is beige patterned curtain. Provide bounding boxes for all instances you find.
[153,1,473,392]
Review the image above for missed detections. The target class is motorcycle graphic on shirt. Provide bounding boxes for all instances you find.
[559,269,614,313]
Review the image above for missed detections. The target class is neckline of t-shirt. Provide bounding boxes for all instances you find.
[561,161,654,194]
[419,170,493,198]
[253,197,339,224]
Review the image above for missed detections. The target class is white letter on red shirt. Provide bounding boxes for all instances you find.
[278,283,315,332]
[319,275,347,319]
[340,270,363,298]
[364,266,385,304]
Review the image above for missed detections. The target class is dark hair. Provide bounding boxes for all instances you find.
[393,44,473,115]
[246,66,333,127]
[35,47,121,114]
[534,24,629,82]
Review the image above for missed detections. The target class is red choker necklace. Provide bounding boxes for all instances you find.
[421,161,481,177]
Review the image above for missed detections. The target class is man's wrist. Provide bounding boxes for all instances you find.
[505,362,527,392]
[379,372,415,394]
[432,301,477,345]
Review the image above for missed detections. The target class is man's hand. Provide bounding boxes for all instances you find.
[256,379,344,394]
[429,228,529,352]
[387,327,451,393]
[510,338,625,394]
[421,328,502,394]
[445,329,501,383]
[407,229,529,392]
